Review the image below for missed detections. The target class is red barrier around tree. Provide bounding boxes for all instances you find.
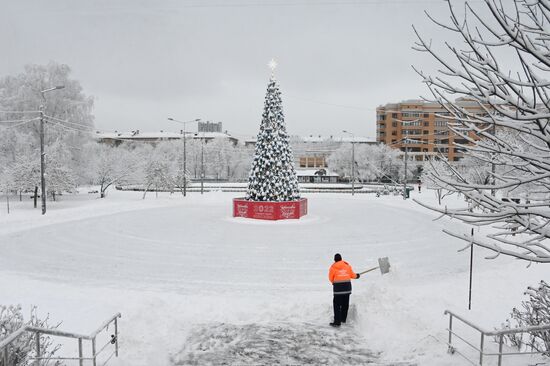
[233,198,308,220]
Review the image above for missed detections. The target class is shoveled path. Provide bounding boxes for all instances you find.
[171,321,416,366]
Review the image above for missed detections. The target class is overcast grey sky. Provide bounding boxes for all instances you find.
[0,0,481,137]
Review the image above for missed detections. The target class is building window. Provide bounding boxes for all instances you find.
[435,120,448,127]
[392,113,398,118]
[423,130,429,135]
[424,121,429,127]
[402,112,421,118]
[392,121,397,127]
[391,131,397,136]
[424,113,429,118]
[402,121,421,127]
[377,114,386,121]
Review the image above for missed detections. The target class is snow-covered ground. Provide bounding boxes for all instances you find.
[0,189,547,365]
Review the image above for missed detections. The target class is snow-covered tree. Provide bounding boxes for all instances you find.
[0,62,94,136]
[0,129,40,203]
[9,154,40,197]
[413,0,550,263]
[0,166,13,214]
[45,140,77,200]
[0,62,94,200]
[421,157,456,205]
[85,143,137,198]
[230,146,254,181]
[328,144,402,183]
[141,144,176,199]
[245,76,300,202]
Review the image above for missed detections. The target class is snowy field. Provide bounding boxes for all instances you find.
[0,189,548,365]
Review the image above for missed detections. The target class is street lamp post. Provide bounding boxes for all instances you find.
[200,131,205,195]
[342,130,355,196]
[403,141,409,200]
[40,85,65,215]
[167,117,201,197]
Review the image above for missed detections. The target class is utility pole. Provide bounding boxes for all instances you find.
[6,186,10,214]
[342,130,355,195]
[40,104,47,215]
[183,128,187,197]
[403,143,408,200]
[200,132,205,195]
[39,85,65,215]
[351,139,355,196]
[168,117,201,197]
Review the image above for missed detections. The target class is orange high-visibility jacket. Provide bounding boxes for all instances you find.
[329,260,357,283]
[329,260,358,295]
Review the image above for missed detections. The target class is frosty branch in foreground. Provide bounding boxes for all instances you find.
[414,0,550,263]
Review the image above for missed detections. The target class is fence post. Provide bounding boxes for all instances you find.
[92,337,97,366]
[78,338,83,366]
[114,317,119,357]
[448,314,453,352]
[3,347,9,366]
[479,333,484,365]
[35,332,40,366]
[498,334,504,366]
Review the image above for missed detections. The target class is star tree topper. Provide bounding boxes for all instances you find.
[268,58,278,77]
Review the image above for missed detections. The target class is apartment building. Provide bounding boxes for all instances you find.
[376,99,485,161]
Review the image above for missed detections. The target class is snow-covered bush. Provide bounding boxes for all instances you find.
[0,305,61,365]
[503,281,550,356]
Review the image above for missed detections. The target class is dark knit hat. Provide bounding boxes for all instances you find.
[334,253,342,262]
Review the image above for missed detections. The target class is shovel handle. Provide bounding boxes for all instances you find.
[358,266,379,275]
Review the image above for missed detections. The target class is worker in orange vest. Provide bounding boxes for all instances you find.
[328,253,360,327]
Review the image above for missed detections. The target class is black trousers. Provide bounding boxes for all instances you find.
[333,294,350,325]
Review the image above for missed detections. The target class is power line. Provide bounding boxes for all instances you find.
[170,0,478,8]
[0,118,39,124]
[44,115,92,129]
[47,121,93,133]
[0,118,39,129]
[0,110,41,114]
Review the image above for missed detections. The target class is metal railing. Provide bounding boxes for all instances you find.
[444,310,550,365]
[0,312,121,366]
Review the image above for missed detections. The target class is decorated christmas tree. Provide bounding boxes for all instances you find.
[245,61,300,202]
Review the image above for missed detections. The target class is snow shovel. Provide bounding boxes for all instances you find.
[358,257,391,276]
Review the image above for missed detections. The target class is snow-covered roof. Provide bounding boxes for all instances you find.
[300,135,376,144]
[95,131,181,139]
[94,131,236,140]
